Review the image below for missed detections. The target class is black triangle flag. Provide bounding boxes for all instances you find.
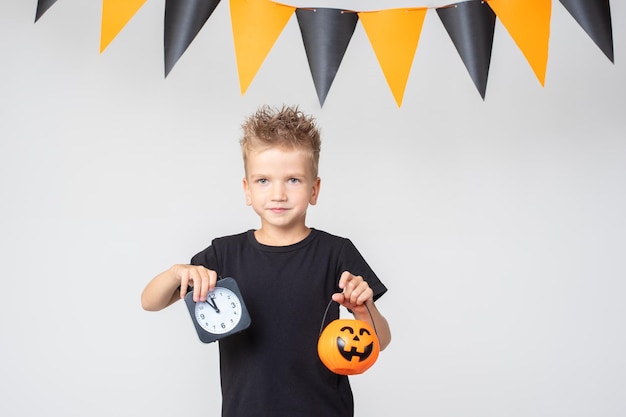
[35,0,58,22]
[437,1,495,99]
[164,0,222,77]
[559,0,614,63]
[295,8,359,106]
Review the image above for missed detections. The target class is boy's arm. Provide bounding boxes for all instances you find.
[332,271,392,350]
[141,264,217,311]
[354,300,391,351]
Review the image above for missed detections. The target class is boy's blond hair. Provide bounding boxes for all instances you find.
[240,105,321,177]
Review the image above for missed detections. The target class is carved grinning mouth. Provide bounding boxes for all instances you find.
[336,337,374,362]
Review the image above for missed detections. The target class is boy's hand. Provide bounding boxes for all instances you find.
[332,271,374,313]
[173,264,217,302]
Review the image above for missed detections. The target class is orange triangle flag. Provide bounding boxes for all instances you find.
[230,0,295,95]
[100,0,147,53]
[487,0,551,86]
[359,8,426,107]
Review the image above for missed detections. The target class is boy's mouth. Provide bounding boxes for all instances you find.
[269,207,288,213]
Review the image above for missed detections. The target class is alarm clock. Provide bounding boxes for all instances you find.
[185,277,251,343]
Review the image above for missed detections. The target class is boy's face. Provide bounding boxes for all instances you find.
[243,146,320,233]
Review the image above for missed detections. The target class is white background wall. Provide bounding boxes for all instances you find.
[1,1,625,416]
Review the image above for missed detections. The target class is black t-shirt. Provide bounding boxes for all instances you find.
[191,228,387,417]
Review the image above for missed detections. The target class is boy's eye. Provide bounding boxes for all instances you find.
[257,179,268,184]
[288,178,300,184]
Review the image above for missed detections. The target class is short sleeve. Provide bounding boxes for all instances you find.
[338,239,387,301]
[190,243,219,271]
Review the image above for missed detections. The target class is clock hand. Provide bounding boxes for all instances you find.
[206,293,221,313]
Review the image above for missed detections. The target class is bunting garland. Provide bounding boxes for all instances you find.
[100,0,147,53]
[488,0,552,86]
[296,8,359,106]
[359,8,427,107]
[559,0,614,62]
[164,0,222,77]
[437,1,495,99]
[35,0,57,22]
[230,0,295,95]
[34,0,616,107]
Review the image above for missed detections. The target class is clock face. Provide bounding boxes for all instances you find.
[185,277,251,343]
[194,287,243,335]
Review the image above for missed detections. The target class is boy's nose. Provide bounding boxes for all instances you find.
[271,184,287,201]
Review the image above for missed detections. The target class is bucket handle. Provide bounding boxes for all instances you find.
[318,298,379,337]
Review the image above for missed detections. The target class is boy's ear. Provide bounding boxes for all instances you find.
[243,178,252,206]
[309,177,321,205]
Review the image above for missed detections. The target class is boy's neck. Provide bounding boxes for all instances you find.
[254,226,311,246]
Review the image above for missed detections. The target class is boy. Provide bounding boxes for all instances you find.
[141,105,391,417]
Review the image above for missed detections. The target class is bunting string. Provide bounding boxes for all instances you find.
[35,0,615,107]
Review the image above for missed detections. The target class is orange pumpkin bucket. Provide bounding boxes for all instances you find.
[317,300,380,375]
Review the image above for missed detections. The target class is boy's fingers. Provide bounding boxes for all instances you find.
[191,269,204,302]
[175,265,217,301]
[356,286,374,305]
[197,268,219,302]
[338,271,351,289]
[340,272,365,300]
[179,269,192,298]
[345,281,372,306]
[188,273,200,301]
[199,269,212,302]
[332,292,345,304]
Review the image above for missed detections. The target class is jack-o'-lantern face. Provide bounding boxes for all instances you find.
[336,325,375,362]
[317,319,380,375]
